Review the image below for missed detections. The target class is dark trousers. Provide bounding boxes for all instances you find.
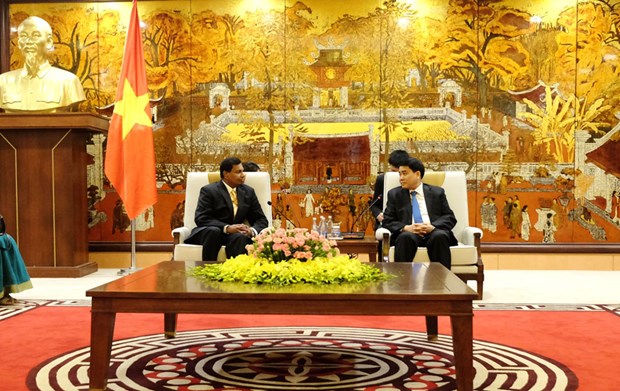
[187,226,252,261]
[392,229,452,269]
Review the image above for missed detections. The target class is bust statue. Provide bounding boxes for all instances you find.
[0,16,85,113]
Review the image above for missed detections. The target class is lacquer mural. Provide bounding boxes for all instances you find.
[4,0,620,246]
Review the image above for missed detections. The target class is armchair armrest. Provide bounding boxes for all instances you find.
[459,226,483,246]
[172,226,191,245]
[375,227,391,241]
[374,227,391,262]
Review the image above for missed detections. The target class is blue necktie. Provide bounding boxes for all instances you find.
[411,191,423,223]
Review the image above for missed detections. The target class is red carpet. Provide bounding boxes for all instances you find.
[1,303,618,390]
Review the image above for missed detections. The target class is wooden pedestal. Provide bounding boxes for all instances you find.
[0,113,108,277]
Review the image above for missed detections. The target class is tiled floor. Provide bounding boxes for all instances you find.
[11,267,620,305]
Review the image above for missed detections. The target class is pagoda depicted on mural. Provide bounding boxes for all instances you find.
[308,39,351,109]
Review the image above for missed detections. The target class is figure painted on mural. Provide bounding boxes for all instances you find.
[581,207,595,225]
[184,157,268,261]
[497,174,509,194]
[135,206,154,231]
[348,189,356,217]
[494,171,502,193]
[610,190,619,224]
[502,196,513,230]
[509,196,522,238]
[353,195,374,233]
[521,205,531,241]
[87,185,107,229]
[480,195,497,233]
[112,199,130,234]
[542,213,556,243]
[284,204,296,228]
[515,135,526,160]
[272,213,282,230]
[325,164,333,183]
[301,189,316,217]
[1,215,33,305]
[0,16,85,113]
[170,200,185,231]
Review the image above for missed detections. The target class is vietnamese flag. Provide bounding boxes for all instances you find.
[104,0,157,220]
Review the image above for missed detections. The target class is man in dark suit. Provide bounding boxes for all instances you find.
[382,157,457,269]
[371,149,410,227]
[185,157,268,261]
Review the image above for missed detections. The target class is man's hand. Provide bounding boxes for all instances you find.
[377,212,384,223]
[404,223,435,237]
[227,224,253,237]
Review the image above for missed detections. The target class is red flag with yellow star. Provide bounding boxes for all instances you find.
[105,0,157,220]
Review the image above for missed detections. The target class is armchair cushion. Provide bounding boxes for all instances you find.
[172,172,273,261]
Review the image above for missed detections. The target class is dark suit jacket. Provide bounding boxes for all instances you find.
[187,181,268,240]
[382,183,458,244]
[370,173,385,220]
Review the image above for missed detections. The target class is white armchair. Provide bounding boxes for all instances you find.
[375,171,484,298]
[172,171,273,262]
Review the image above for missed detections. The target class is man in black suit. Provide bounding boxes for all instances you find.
[382,157,457,269]
[370,149,410,228]
[185,157,269,261]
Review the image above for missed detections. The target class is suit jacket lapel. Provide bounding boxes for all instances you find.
[235,185,246,222]
[399,188,412,223]
[217,181,234,215]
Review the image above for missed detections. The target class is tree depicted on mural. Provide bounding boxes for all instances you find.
[235,8,286,177]
[142,10,195,98]
[556,3,617,96]
[232,5,315,178]
[409,17,445,89]
[518,86,610,163]
[556,2,620,126]
[362,1,417,171]
[433,0,535,106]
[191,10,231,88]
[217,13,244,87]
[520,25,558,87]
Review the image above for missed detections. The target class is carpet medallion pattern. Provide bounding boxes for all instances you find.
[29,326,577,391]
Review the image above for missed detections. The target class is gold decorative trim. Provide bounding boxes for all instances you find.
[0,132,19,244]
[51,130,72,267]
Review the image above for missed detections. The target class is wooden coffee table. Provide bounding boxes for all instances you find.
[87,261,477,391]
[335,235,378,261]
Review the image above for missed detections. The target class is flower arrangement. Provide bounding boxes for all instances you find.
[247,228,338,263]
[191,228,390,286]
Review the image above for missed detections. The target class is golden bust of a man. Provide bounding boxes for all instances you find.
[0,16,85,113]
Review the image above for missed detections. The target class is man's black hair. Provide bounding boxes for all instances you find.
[220,157,242,178]
[388,149,410,167]
[405,157,425,178]
[242,161,260,172]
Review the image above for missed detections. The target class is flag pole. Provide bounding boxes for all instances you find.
[105,0,157,277]
[119,219,139,275]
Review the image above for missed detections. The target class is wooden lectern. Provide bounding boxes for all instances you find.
[0,113,108,277]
